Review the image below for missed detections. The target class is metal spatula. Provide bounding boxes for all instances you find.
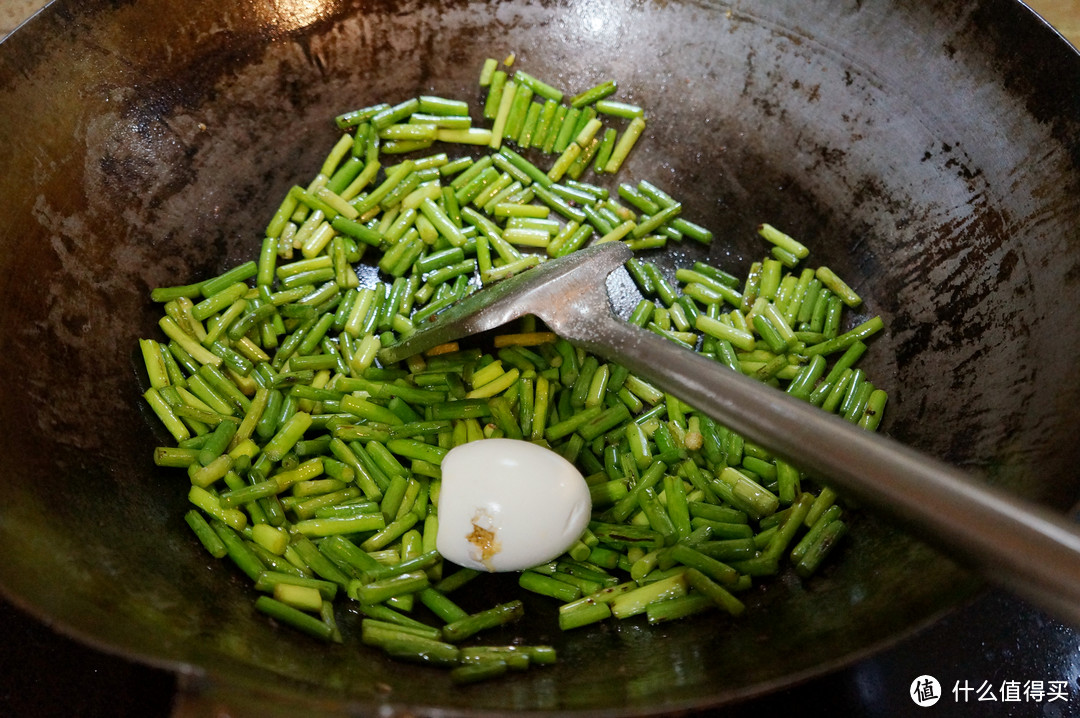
[378,241,1080,626]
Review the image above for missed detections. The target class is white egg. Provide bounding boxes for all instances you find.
[436,438,592,572]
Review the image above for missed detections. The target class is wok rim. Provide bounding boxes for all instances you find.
[2,0,1080,713]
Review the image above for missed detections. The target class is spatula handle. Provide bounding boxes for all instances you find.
[567,309,1080,626]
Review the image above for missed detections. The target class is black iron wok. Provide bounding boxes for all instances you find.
[2,0,1080,714]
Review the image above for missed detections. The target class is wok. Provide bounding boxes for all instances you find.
[2,0,1080,714]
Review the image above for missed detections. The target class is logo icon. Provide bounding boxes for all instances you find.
[911,675,942,707]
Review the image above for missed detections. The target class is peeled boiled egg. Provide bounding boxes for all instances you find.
[436,438,592,572]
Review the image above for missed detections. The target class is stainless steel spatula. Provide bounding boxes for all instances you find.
[379,241,1080,626]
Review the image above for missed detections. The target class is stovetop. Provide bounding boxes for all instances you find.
[2,586,1078,717]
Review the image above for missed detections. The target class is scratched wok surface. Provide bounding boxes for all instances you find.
[1,0,1080,714]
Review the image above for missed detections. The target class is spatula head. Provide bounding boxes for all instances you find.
[377,242,632,364]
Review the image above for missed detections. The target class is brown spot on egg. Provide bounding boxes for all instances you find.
[467,516,501,570]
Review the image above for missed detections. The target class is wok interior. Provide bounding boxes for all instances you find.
[2,0,1080,713]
